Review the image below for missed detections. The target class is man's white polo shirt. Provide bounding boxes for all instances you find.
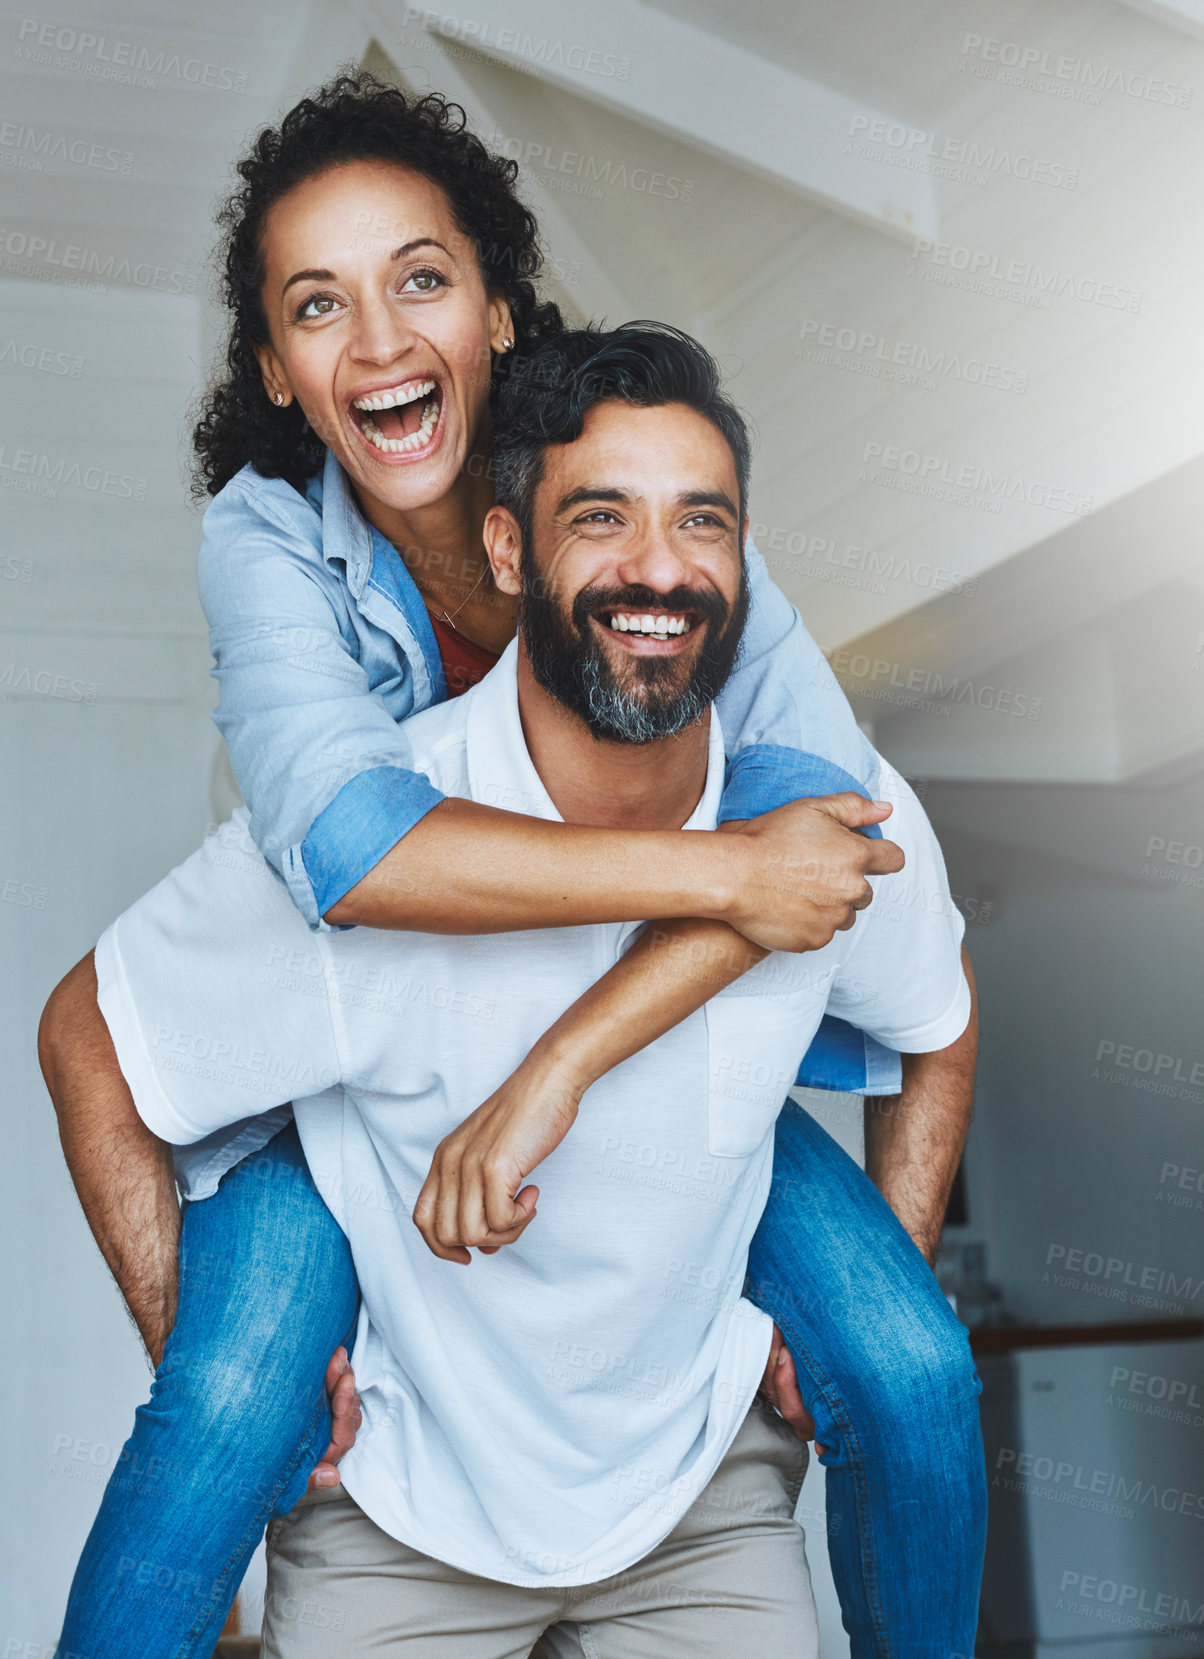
[96,640,970,1588]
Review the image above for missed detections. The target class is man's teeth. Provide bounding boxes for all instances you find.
[608,613,692,636]
[353,380,435,412]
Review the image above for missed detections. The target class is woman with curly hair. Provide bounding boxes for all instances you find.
[44,70,984,1659]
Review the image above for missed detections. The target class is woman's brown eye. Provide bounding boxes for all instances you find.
[298,294,337,319]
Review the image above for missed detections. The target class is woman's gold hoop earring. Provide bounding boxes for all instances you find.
[273,392,285,406]
[502,336,514,351]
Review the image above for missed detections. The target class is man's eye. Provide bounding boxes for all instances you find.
[579,510,620,524]
[403,269,446,293]
[296,293,339,320]
[683,513,723,527]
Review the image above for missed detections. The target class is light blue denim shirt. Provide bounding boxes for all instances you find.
[197,449,902,1096]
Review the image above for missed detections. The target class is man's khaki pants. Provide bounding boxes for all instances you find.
[262,1399,819,1658]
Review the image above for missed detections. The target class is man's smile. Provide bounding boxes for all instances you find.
[589,607,703,655]
[607,610,693,636]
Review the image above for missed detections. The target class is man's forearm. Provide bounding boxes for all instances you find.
[863,946,978,1265]
[39,952,180,1366]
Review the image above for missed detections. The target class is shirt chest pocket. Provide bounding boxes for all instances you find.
[704,960,829,1159]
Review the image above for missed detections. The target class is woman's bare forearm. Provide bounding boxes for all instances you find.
[326,798,735,931]
[411,915,770,1256]
[39,953,180,1367]
[532,917,769,1092]
[326,792,900,955]
[369,799,897,1108]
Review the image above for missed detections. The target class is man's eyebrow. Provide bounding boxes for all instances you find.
[680,490,739,517]
[281,240,453,297]
[554,486,636,514]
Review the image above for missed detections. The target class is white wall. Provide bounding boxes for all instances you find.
[931,771,1204,1330]
[0,276,219,1646]
[1,0,376,1638]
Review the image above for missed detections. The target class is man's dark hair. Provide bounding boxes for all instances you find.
[492,322,752,547]
[191,67,564,498]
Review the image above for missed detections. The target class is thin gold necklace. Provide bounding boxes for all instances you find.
[384,528,491,633]
[427,561,489,632]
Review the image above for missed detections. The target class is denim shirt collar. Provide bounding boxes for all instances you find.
[305,448,376,598]
[304,446,445,705]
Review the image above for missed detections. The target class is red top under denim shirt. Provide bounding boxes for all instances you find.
[427,610,500,697]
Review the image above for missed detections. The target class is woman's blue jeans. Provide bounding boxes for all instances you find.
[58,1105,985,1659]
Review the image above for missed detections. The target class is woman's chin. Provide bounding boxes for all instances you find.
[340,435,465,516]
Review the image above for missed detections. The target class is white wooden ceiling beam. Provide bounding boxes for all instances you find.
[352,0,938,241]
[1116,0,1204,38]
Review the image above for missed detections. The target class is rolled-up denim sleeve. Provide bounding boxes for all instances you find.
[715,541,903,1096]
[718,745,878,826]
[197,481,444,928]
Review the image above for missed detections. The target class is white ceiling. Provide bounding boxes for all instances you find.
[3,0,1203,781]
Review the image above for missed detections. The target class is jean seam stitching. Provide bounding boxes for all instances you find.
[745,1278,895,1659]
[171,1385,329,1659]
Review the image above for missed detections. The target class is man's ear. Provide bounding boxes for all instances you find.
[740,514,750,552]
[253,341,294,409]
[483,505,523,596]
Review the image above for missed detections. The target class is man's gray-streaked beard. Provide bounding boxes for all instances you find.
[519,548,749,745]
[572,648,715,744]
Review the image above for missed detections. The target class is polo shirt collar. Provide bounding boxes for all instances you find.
[465,640,727,831]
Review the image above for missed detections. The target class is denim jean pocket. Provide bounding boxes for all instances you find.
[704,969,821,1158]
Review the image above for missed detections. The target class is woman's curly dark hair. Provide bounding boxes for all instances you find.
[191,68,565,498]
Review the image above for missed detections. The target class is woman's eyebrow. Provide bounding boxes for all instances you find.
[391,237,452,262]
[282,267,336,296]
[281,240,453,297]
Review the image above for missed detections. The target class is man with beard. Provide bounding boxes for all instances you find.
[90,326,972,1657]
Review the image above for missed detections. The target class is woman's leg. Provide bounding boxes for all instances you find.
[745,1099,986,1659]
[58,1121,359,1659]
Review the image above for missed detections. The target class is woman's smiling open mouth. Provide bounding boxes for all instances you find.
[351,376,444,457]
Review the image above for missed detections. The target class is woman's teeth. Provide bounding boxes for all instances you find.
[353,381,441,453]
[353,380,435,412]
[608,613,692,636]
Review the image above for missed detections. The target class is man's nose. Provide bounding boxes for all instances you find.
[613,526,691,594]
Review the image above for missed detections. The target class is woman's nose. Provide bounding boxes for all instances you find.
[349,295,413,366]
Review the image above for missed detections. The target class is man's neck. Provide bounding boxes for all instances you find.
[514,649,712,831]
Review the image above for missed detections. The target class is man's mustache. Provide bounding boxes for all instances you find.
[570,582,730,633]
